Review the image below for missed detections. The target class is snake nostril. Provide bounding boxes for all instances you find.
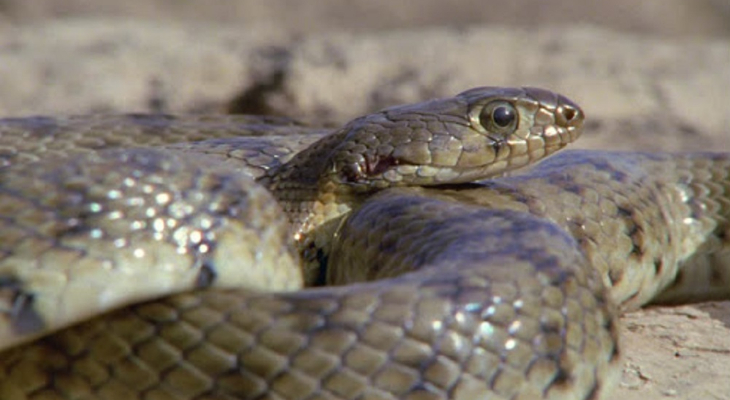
[563,107,577,122]
[557,104,583,127]
[552,93,584,127]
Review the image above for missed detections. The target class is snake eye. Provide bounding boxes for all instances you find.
[478,101,518,134]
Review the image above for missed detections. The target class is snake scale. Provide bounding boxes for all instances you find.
[0,87,728,400]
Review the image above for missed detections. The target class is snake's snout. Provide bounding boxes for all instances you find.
[555,95,584,129]
[519,87,584,129]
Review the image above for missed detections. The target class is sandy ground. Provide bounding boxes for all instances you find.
[1,2,729,399]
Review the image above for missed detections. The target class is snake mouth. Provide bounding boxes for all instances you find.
[335,136,572,190]
[334,130,582,191]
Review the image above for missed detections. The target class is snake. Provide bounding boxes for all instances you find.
[0,86,728,400]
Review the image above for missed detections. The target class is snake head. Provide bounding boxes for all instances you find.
[328,86,584,191]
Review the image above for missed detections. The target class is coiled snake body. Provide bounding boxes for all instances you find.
[0,87,728,400]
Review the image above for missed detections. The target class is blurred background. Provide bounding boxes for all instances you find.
[2,0,728,150]
[1,0,729,37]
[1,1,729,122]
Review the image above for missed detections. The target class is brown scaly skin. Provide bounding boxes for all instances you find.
[263,87,582,279]
[0,88,727,399]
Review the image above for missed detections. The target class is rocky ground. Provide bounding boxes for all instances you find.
[1,2,729,399]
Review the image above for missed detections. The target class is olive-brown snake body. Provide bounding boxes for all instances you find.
[0,87,727,400]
